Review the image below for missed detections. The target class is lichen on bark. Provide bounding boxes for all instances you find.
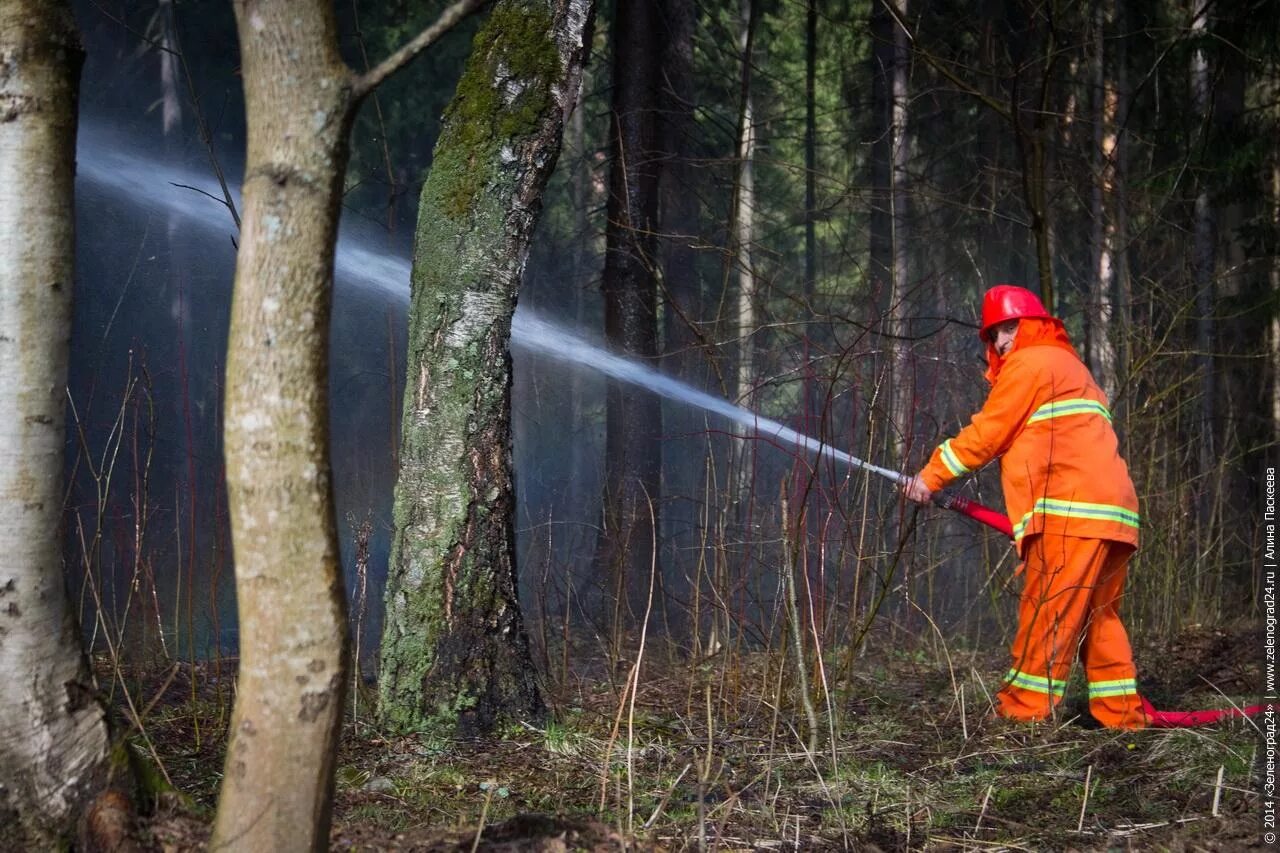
[429,1,562,217]
[0,3,119,847]
[379,0,594,736]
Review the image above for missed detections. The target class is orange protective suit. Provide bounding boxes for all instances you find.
[919,317,1146,728]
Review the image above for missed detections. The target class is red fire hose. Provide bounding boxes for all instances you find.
[1139,696,1269,728]
[931,491,1015,538]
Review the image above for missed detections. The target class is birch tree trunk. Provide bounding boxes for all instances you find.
[888,0,912,462]
[1113,4,1133,418]
[870,0,911,463]
[379,0,593,735]
[213,0,480,847]
[0,2,116,847]
[801,0,817,430]
[1089,0,1119,399]
[869,0,893,299]
[731,0,757,506]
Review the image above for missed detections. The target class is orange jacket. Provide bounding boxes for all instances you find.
[920,322,1139,556]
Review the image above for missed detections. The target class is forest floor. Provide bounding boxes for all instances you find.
[117,620,1266,851]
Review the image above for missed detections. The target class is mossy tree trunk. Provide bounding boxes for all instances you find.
[213,0,481,848]
[378,0,594,736]
[0,3,118,847]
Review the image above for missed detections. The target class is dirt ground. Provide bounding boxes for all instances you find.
[120,620,1266,851]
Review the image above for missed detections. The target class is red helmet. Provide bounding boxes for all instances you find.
[980,285,1050,341]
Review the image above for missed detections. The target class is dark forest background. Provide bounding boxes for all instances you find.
[68,0,1278,670]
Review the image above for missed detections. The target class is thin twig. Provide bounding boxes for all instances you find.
[974,782,993,832]
[779,491,818,755]
[352,0,488,101]
[1211,765,1224,817]
[625,488,660,836]
[165,5,241,229]
[136,663,182,725]
[643,763,691,830]
[1077,764,1093,832]
[349,0,400,230]
[470,782,496,853]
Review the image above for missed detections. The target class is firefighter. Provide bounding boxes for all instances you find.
[901,284,1146,729]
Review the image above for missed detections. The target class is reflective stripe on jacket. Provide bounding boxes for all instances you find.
[920,344,1139,555]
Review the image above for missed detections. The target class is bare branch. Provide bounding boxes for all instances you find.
[352,0,488,101]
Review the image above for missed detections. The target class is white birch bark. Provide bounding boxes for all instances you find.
[1090,0,1119,399]
[889,0,912,462]
[0,1,113,846]
[1190,0,1215,461]
[735,105,755,407]
[733,0,757,504]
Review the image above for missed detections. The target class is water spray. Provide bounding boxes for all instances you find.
[512,313,1014,538]
[76,131,1012,539]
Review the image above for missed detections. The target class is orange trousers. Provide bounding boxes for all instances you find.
[995,534,1147,729]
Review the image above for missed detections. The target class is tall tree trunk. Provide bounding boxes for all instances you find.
[214,4,354,847]
[1089,0,1119,399]
[1190,0,1215,473]
[802,0,818,431]
[1113,2,1133,417]
[0,3,118,847]
[658,0,701,626]
[214,1,480,847]
[1021,67,1056,306]
[868,0,893,314]
[889,0,911,462]
[659,0,699,362]
[975,0,1003,280]
[565,64,592,535]
[598,0,662,634]
[731,0,758,506]
[379,0,593,735]
[1210,16,1258,569]
[1004,1,1057,307]
[158,0,198,661]
[871,0,912,463]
